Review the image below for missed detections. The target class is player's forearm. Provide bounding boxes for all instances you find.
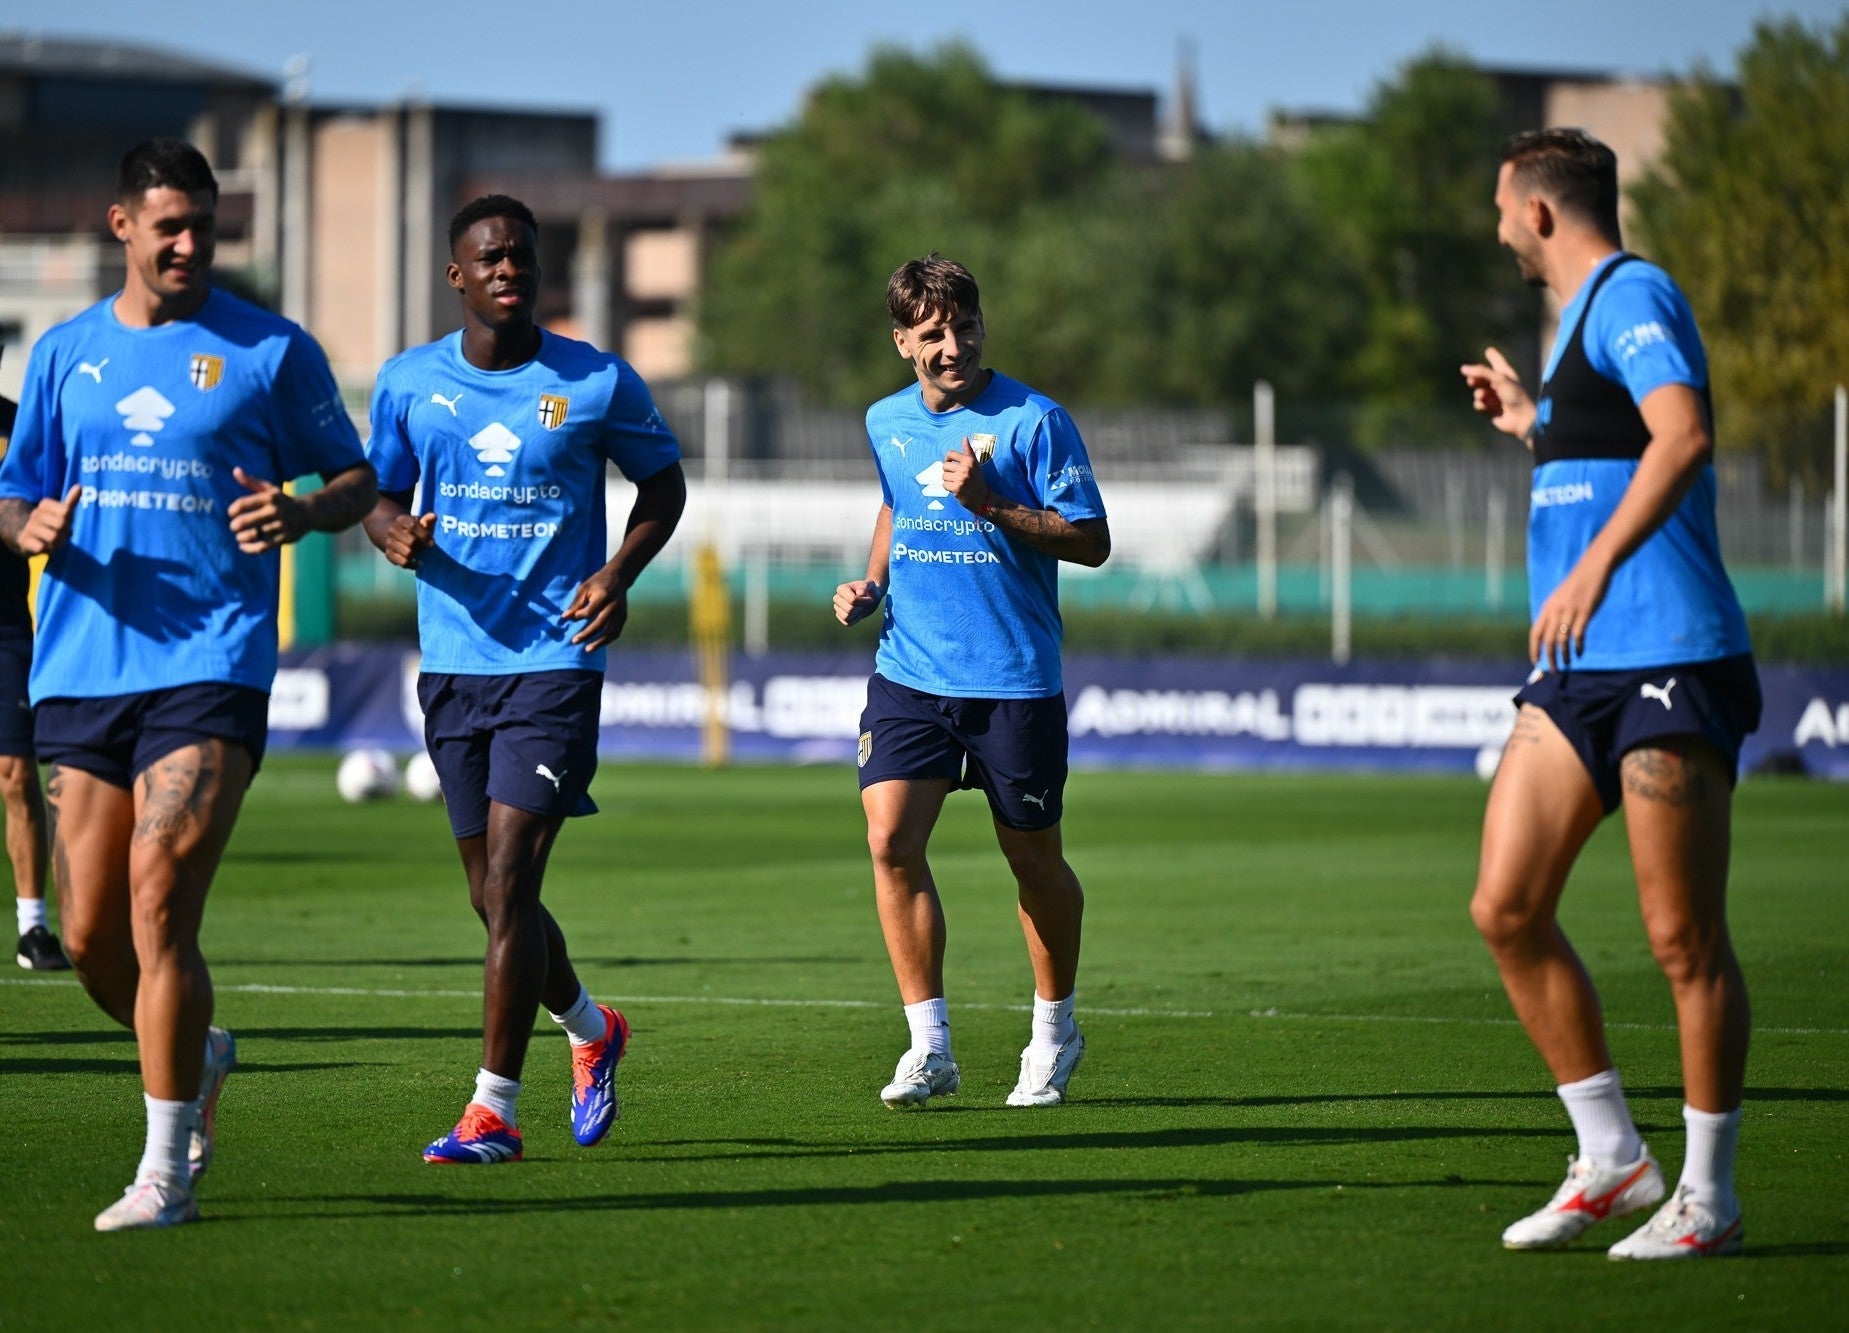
[605,462,687,589]
[360,492,411,554]
[1581,424,1708,579]
[983,502,1111,567]
[0,499,32,556]
[301,464,379,535]
[863,506,893,585]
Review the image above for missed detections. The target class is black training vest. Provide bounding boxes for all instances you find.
[1531,254,1715,467]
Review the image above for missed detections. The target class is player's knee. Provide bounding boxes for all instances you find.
[1469,884,1540,951]
[1642,915,1726,986]
[866,822,927,871]
[0,754,32,808]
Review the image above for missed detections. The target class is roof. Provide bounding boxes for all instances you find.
[0,32,276,90]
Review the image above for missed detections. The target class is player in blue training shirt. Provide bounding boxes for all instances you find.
[1460,130,1759,1260]
[0,357,70,974]
[363,195,685,1165]
[833,255,1110,1110]
[0,139,377,1231]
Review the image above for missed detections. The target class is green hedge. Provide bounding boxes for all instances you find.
[336,592,1849,665]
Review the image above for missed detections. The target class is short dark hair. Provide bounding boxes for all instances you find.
[1501,128,1621,240]
[448,194,538,252]
[117,138,218,206]
[887,253,981,329]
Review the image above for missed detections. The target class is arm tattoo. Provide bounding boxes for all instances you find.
[1620,746,1712,809]
[983,501,1110,565]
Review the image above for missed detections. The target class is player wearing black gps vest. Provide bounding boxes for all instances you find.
[1460,129,1758,1261]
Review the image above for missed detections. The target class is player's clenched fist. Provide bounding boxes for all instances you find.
[834,579,884,627]
[384,512,437,570]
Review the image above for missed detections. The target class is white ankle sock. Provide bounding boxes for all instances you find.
[135,1094,193,1185]
[472,1068,521,1126]
[16,897,46,935]
[1030,992,1076,1052]
[904,997,951,1057]
[1557,1068,1643,1166]
[550,986,606,1046]
[1679,1104,1742,1213]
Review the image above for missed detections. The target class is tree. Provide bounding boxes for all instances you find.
[696,44,1112,407]
[1290,52,1535,444]
[1631,16,1849,484]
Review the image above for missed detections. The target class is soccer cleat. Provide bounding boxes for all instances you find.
[570,1005,630,1147]
[1501,1147,1666,1249]
[424,1104,523,1164]
[879,1049,960,1108]
[1608,1185,1744,1260]
[94,1172,198,1232]
[15,925,71,971]
[1006,1028,1086,1107]
[189,1026,237,1182]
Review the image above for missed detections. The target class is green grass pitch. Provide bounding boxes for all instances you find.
[4,760,1845,1328]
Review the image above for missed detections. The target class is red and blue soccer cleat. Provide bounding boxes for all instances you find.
[570,1005,630,1147]
[423,1104,523,1164]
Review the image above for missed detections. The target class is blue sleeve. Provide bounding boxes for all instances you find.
[1033,408,1106,521]
[865,415,895,509]
[364,365,420,495]
[266,330,366,481]
[0,339,65,505]
[599,363,681,481]
[1586,270,1708,405]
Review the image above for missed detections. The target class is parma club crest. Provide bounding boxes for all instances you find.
[857,731,873,768]
[189,353,224,392]
[537,394,569,430]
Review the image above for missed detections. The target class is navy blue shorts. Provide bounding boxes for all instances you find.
[857,672,1068,832]
[0,638,32,758]
[418,670,602,840]
[34,683,270,789]
[1514,653,1762,814]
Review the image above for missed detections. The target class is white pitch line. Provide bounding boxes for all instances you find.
[6,979,1843,1035]
[1246,1006,1849,1039]
[0,977,1213,1020]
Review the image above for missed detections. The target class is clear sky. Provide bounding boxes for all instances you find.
[11,0,1842,171]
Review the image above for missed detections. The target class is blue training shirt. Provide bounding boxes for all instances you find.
[367,329,681,675]
[0,290,365,700]
[1529,254,1750,670]
[865,371,1106,698]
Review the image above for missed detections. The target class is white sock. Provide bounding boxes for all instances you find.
[1679,1104,1742,1213]
[550,986,607,1046]
[1030,992,1076,1053]
[903,997,952,1057]
[1557,1068,1643,1166]
[472,1068,521,1126]
[134,1094,194,1185]
[16,897,46,935]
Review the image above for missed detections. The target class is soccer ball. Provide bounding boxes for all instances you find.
[336,748,400,803]
[403,750,443,803]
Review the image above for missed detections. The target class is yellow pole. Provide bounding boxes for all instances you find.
[690,541,731,767]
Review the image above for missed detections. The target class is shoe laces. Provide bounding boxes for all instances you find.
[454,1104,509,1139]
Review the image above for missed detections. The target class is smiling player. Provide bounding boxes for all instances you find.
[834,254,1110,1109]
[363,194,684,1164]
[0,138,376,1230]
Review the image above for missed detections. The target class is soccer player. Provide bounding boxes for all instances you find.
[363,195,685,1164]
[0,361,69,972]
[834,254,1110,1110]
[1460,129,1759,1260]
[0,138,377,1230]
